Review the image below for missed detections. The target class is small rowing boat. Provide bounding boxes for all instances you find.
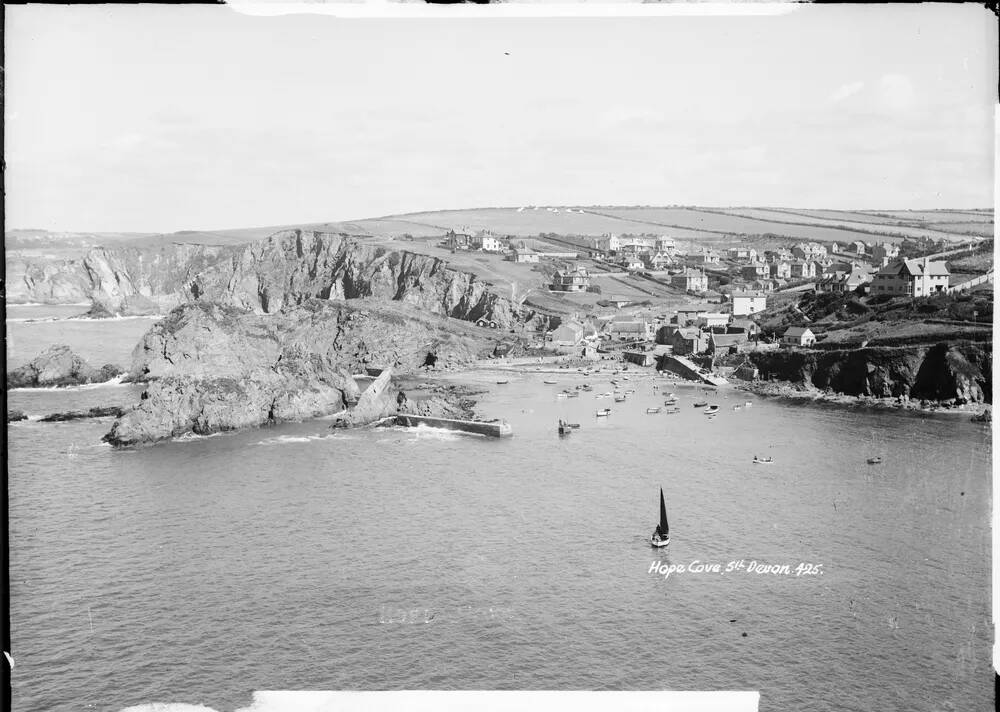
[646,407,661,414]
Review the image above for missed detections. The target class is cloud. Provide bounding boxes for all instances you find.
[827,81,865,104]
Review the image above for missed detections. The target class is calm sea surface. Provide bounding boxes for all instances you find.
[6,307,993,711]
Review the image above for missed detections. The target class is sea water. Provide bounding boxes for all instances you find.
[5,308,993,711]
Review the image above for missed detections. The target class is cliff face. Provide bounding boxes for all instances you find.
[105,298,505,446]
[9,244,237,308]
[9,230,526,328]
[186,230,524,328]
[748,341,991,404]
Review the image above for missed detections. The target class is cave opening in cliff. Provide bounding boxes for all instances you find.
[423,353,438,367]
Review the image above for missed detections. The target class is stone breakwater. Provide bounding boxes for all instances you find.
[103,299,512,446]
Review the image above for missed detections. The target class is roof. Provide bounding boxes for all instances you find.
[783,326,814,338]
[730,317,759,330]
[711,332,748,347]
[878,258,950,277]
[610,321,648,332]
[731,291,767,299]
[674,327,704,340]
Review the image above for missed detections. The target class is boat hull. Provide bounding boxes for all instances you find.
[650,538,671,548]
[394,414,513,437]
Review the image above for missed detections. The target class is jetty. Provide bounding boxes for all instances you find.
[393,414,513,437]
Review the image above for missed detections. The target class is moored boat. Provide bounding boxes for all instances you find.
[646,407,661,414]
[558,419,573,436]
[614,396,627,403]
[704,405,720,414]
[867,456,882,465]
[543,379,558,385]
[752,456,773,464]
[496,380,509,385]
[664,407,681,414]
[693,400,708,408]
[596,408,611,417]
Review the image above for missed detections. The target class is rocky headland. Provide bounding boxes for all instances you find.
[103,298,517,446]
[9,229,536,330]
[743,340,991,410]
[7,345,123,388]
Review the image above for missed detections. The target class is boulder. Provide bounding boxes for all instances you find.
[7,410,28,422]
[7,345,123,388]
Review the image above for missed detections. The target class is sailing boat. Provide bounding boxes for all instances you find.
[650,488,670,548]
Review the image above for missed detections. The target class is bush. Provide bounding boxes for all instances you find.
[586,285,602,294]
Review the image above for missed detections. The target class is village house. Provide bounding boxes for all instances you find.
[740,262,769,280]
[671,268,708,292]
[729,317,761,338]
[748,279,775,293]
[550,265,591,292]
[789,260,817,279]
[471,231,506,252]
[829,242,841,254]
[656,236,678,253]
[769,261,792,279]
[606,317,654,341]
[510,246,540,263]
[445,230,473,250]
[550,320,585,346]
[849,240,867,255]
[691,248,721,265]
[765,248,794,262]
[781,326,817,347]
[708,330,749,355]
[871,257,950,297]
[595,233,620,253]
[727,247,758,262]
[675,308,703,326]
[792,242,827,260]
[620,256,645,271]
[670,326,709,355]
[870,242,901,266]
[618,236,658,254]
[816,266,873,294]
[731,291,768,317]
[696,312,730,329]
[643,251,673,270]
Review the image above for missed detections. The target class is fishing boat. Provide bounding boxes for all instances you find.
[595,408,611,417]
[752,456,773,464]
[558,419,573,436]
[693,400,708,408]
[663,398,678,406]
[566,422,580,429]
[867,456,882,465]
[556,392,568,399]
[650,488,670,548]
[543,379,558,385]
[614,395,627,403]
[496,380,509,385]
[646,407,661,414]
[704,405,720,414]
[664,407,681,414]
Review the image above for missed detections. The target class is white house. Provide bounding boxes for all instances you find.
[871,258,950,297]
[731,291,768,316]
[781,326,816,347]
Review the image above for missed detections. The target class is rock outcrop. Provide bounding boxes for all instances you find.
[748,341,991,405]
[330,369,399,428]
[104,298,508,446]
[8,410,28,422]
[185,230,526,329]
[7,345,123,388]
[40,406,124,422]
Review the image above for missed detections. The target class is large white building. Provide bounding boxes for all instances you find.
[871,258,950,297]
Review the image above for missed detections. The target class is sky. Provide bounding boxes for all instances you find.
[4,3,997,233]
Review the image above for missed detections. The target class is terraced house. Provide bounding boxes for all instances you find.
[871,258,950,297]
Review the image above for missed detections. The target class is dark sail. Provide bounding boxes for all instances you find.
[658,488,669,537]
